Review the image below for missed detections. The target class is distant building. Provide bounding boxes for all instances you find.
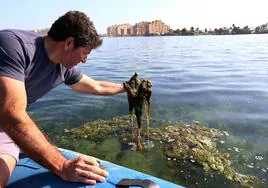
[107,24,133,36]
[107,20,170,36]
[134,21,150,36]
[118,24,133,36]
[149,20,170,35]
[107,26,116,37]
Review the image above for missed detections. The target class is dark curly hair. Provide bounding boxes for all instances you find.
[48,11,102,49]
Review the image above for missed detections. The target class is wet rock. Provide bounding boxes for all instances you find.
[70,115,260,187]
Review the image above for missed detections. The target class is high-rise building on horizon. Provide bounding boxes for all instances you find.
[149,20,170,35]
[107,20,170,36]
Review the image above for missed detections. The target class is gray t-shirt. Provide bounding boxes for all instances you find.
[0,29,83,104]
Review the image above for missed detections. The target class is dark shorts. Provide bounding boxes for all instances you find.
[0,131,20,162]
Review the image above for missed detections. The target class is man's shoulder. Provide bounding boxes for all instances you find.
[0,29,46,64]
[0,29,40,37]
[0,30,46,79]
[0,29,40,45]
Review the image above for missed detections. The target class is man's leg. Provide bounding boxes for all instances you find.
[0,154,16,188]
[0,132,20,187]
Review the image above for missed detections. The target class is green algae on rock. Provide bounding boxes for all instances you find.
[70,116,260,187]
[148,124,259,187]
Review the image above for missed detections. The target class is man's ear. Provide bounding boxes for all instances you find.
[64,37,74,51]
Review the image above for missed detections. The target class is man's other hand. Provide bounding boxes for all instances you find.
[59,155,108,185]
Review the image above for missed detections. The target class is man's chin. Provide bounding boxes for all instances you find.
[63,64,75,69]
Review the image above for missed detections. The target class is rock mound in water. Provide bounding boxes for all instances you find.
[71,116,259,187]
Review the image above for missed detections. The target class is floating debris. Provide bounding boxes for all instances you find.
[234,147,240,152]
[128,142,137,151]
[184,123,191,127]
[192,120,200,124]
[247,165,254,168]
[254,155,264,161]
[128,142,136,146]
[167,138,175,142]
[223,131,230,136]
[143,140,154,149]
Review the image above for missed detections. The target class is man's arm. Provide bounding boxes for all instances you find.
[0,76,108,184]
[69,74,125,95]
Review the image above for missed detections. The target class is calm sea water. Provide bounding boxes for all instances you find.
[28,34,268,186]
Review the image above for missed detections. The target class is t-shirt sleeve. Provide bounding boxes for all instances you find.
[64,66,83,85]
[0,32,26,81]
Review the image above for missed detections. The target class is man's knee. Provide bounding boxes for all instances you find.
[0,153,16,187]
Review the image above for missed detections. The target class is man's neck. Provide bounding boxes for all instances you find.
[44,36,62,64]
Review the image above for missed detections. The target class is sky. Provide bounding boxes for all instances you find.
[0,0,267,34]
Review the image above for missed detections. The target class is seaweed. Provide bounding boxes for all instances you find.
[124,73,152,149]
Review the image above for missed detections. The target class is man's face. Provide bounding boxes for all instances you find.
[62,38,92,69]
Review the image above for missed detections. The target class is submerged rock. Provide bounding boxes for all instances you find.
[71,116,260,187]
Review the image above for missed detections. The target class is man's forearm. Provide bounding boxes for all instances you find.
[70,75,126,95]
[1,112,66,176]
[98,81,125,95]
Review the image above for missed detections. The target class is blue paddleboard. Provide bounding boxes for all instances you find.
[7,149,182,188]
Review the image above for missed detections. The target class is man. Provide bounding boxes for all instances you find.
[0,11,126,187]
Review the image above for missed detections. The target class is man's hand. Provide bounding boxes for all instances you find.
[59,155,108,185]
[123,72,141,96]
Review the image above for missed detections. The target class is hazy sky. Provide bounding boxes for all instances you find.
[0,0,267,34]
